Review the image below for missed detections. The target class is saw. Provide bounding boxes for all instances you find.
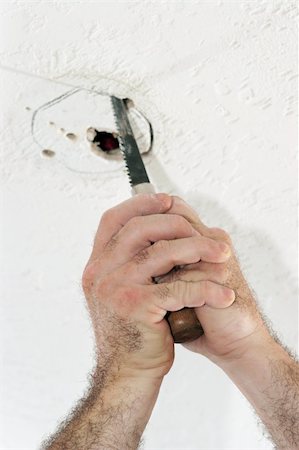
[111,95,204,343]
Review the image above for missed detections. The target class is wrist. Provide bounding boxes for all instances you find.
[92,366,163,438]
[214,331,299,450]
[217,330,290,375]
[115,371,164,398]
[95,352,167,386]
[93,363,164,398]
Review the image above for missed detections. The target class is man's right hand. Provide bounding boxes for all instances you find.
[157,196,272,365]
[157,196,299,450]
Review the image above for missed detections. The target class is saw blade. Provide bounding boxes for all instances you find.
[110,96,150,187]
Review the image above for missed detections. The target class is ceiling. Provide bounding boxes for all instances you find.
[0,1,297,449]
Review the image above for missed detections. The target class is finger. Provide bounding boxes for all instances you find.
[148,280,235,320]
[101,213,197,271]
[123,236,231,284]
[205,227,232,245]
[86,214,197,279]
[156,262,228,285]
[167,196,210,235]
[167,198,233,254]
[89,193,172,262]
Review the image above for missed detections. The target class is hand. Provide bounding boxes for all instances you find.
[158,196,271,366]
[82,193,234,380]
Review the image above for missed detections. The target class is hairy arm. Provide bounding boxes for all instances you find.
[219,335,299,450]
[159,196,299,450]
[42,193,233,449]
[42,365,162,450]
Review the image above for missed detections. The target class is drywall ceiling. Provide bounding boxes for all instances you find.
[0,1,297,449]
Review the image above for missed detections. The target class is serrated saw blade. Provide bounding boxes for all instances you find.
[110,96,150,187]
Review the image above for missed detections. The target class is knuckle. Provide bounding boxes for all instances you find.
[126,215,142,229]
[173,279,188,297]
[200,279,211,294]
[133,247,150,264]
[104,235,118,252]
[154,239,171,253]
[100,208,115,226]
[154,240,177,264]
[172,214,193,233]
[82,261,98,294]
[174,214,189,227]
[155,283,171,302]
[123,217,144,243]
[160,267,187,283]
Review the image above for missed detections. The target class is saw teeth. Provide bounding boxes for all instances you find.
[124,161,133,185]
[110,95,133,186]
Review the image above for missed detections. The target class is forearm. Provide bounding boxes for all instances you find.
[43,368,162,450]
[218,333,299,450]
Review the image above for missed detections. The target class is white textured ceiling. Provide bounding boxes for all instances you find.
[0,1,297,449]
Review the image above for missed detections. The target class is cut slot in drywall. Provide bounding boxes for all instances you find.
[31,89,153,173]
[86,128,120,155]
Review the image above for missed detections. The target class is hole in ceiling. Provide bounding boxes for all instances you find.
[65,132,77,141]
[86,127,119,153]
[41,149,55,158]
[33,90,154,172]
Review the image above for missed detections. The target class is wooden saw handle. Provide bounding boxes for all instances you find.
[132,183,204,343]
[166,308,204,343]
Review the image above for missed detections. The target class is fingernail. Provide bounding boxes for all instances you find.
[192,228,200,236]
[219,242,231,256]
[226,287,235,303]
[155,193,172,208]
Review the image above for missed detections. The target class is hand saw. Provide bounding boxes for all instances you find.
[111,95,204,343]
